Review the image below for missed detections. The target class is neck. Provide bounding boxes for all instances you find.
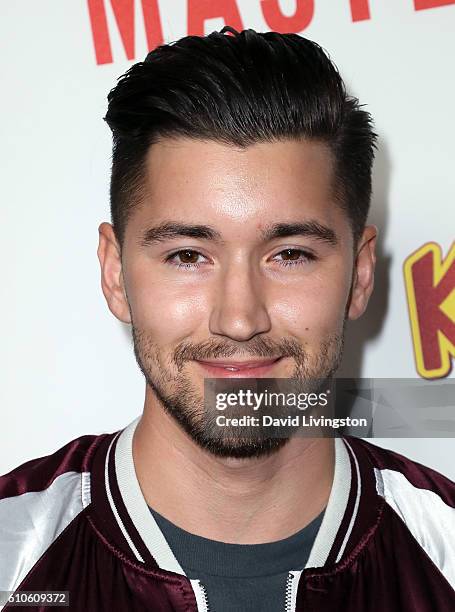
[133,387,335,544]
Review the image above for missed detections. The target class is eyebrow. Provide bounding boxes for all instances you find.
[139,220,338,247]
[261,221,338,246]
[140,222,223,246]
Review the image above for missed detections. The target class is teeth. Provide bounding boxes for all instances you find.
[224,367,240,371]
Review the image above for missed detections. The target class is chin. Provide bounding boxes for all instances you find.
[192,433,290,459]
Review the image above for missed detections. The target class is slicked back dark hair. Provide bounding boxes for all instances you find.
[104,27,377,248]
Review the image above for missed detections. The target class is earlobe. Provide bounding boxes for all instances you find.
[97,222,132,324]
[347,225,377,321]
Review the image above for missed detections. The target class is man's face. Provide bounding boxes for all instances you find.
[98,137,376,458]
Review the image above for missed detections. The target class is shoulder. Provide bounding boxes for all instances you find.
[345,436,455,507]
[0,430,108,501]
[0,429,114,592]
[345,436,455,589]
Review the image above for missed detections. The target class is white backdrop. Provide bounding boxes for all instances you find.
[1,1,454,477]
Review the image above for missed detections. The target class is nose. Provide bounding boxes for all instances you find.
[208,260,272,342]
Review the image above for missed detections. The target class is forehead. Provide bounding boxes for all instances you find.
[132,137,347,238]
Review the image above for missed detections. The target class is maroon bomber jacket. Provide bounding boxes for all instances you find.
[0,415,454,611]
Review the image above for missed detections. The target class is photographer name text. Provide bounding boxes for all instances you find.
[216,415,367,428]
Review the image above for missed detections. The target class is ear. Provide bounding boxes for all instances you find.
[97,222,131,324]
[347,225,378,320]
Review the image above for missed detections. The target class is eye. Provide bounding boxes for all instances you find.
[272,248,317,267]
[165,249,208,269]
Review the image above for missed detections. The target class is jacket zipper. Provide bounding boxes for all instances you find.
[284,570,303,612]
[198,581,210,611]
[190,579,210,612]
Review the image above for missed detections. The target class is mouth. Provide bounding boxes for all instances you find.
[195,357,284,378]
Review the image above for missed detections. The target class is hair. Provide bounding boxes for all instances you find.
[104,27,377,248]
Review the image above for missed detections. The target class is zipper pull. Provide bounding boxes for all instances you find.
[284,570,302,612]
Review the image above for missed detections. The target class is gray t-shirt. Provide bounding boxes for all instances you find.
[149,506,324,612]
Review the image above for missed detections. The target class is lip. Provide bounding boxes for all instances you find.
[195,357,284,378]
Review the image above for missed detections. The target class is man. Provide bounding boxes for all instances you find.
[0,27,454,612]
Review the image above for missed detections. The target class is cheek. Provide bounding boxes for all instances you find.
[125,264,208,339]
[271,263,351,338]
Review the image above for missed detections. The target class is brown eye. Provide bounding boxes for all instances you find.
[273,248,317,267]
[280,249,302,261]
[165,249,206,268]
[177,250,199,264]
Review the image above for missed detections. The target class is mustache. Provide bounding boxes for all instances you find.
[173,337,307,370]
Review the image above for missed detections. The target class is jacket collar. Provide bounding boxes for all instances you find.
[90,416,380,576]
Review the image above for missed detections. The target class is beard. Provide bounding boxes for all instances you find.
[131,326,345,459]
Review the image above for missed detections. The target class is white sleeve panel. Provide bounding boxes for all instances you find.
[375,467,455,590]
[0,471,90,602]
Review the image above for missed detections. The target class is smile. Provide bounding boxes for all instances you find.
[194,357,284,378]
